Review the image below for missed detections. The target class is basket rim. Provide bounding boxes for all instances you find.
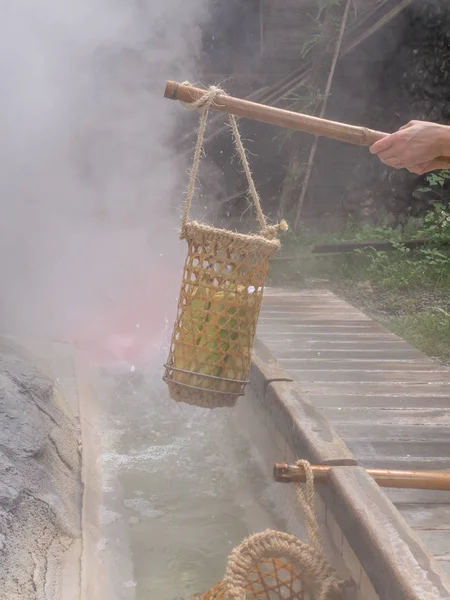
[163,375,247,397]
[183,221,281,255]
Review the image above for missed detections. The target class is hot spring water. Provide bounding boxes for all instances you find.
[91,351,298,600]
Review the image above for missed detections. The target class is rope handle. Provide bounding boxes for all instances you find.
[222,461,347,600]
[179,82,287,240]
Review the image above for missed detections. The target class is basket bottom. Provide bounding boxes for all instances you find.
[167,381,239,409]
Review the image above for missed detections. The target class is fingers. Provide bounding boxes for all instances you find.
[407,164,428,175]
[370,123,414,155]
[369,121,447,173]
[369,135,394,154]
[375,149,405,169]
[383,161,405,169]
[370,122,417,155]
[409,159,450,174]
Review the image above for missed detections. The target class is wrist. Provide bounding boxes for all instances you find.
[435,125,450,157]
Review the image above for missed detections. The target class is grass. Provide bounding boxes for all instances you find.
[384,310,450,364]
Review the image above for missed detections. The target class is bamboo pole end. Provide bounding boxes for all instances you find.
[164,80,179,100]
[274,463,290,483]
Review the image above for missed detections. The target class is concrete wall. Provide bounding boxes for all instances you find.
[248,337,450,600]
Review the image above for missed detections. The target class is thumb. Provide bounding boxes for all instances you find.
[369,134,392,154]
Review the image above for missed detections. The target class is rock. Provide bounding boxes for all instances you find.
[388,170,398,184]
[361,197,374,208]
[386,195,399,209]
[412,187,432,203]
[396,212,408,226]
[0,338,81,600]
[429,106,442,121]
[382,212,397,227]
[405,216,424,230]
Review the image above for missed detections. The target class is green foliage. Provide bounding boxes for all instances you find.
[301,31,331,58]
[385,310,450,364]
[301,0,344,58]
[416,169,450,203]
[271,204,450,363]
[273,203,450,290]
[426,169,450,188]
[284,162,309,184]
[354,242,450,288]
[316,0,343,19]
[283,85,326,116]
[421,202,450,241]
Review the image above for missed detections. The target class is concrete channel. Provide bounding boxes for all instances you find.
[1,287,450,599]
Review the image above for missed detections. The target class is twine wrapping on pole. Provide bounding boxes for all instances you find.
[164,83,286,408]
[192,461,348,599]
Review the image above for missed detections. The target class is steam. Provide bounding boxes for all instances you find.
[0,0,209,344]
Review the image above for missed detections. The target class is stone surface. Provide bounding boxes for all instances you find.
[0,337,81,600]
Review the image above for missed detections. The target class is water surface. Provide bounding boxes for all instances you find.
[95,355,296,600]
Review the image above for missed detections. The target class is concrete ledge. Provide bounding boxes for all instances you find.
[251,336,450,600]
[249,337,293,399]
[75,354,136,600]
[251,336,357,466]
[266,381,358,466]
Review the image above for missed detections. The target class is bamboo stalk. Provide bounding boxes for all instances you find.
[274,463,450,491]
[164,81,450,163]
[293,0,352,232]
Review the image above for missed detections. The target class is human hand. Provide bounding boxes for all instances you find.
[369,121,450,174]
[403,158,450,175]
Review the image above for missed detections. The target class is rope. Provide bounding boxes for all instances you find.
[179,82,287,242]
[222,461,347,600]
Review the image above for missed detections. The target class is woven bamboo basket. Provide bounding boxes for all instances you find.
[164,84,286,408]
[188,527,344,600]
[192,556,304,600]
[189,463,346,600]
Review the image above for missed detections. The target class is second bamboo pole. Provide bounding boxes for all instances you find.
[274,463,450,491]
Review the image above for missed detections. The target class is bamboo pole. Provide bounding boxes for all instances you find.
[165,80,384,146]
[176,0,415,153]
[274,463,450,491]
[164,81,450,163]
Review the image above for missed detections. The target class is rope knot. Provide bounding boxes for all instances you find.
[181,81,224,111]
[261,219,289,240]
